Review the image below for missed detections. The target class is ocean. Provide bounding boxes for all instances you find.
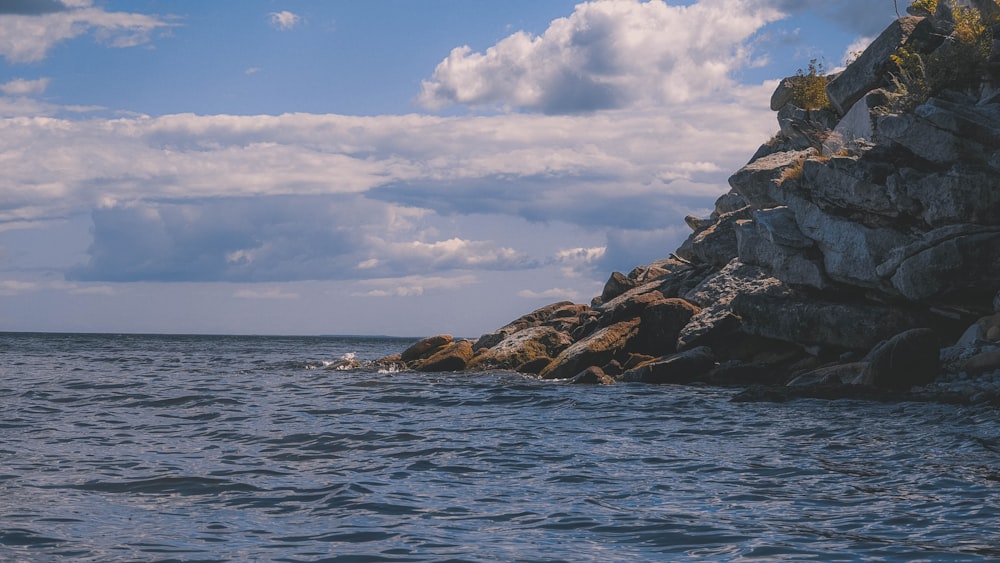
[2,332,999,562]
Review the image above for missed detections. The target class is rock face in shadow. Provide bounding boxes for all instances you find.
[386,8,1000,398]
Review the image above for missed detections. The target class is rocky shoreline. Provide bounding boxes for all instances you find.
[378,2,1000,404]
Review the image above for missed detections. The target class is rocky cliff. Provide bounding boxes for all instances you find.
[384,3,1000,403]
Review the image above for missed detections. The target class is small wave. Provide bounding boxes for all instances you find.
[305,352,362,371]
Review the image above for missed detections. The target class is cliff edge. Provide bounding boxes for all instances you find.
[384,2,1000,403]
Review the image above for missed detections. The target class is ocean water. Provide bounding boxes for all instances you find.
[2,332,1000,562]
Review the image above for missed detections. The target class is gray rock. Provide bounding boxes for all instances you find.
[791,199,913,288]
[735,217,829,290]
[994,290,1000,313]
[713,191,748,217]
[678,260,789,350]
[801,157,898,221]
[728,149,813,209]
[474,302,575,350]
[826,16,940,115]
[877,98,1000,165]
[770,77,795,111]
[753,206,814,248]
[619,346,717,384]
[877,224,1000,301]
[689,206,753,268]
[732,293,933,351]
[827,89,889,151]
[887,165,1000,227]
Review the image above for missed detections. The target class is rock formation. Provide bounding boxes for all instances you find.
[385,4,1000,403]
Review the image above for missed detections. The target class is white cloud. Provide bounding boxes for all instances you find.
[0,77,50,96]
[842,35,875,67]
[0,3,173,63]
[269,11,301,31]
[418,0,785,113]
[353,274,479,298]
[244,67,261,75]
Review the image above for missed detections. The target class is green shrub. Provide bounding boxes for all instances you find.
[909,0,938,15]
[884,2,993,113]
[790,59,831,110]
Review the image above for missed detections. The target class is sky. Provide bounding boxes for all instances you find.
[0,0,898,337]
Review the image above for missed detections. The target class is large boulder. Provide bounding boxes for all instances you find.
[677,260,789,350]
[466,326,572,371]
[539,318,641,380]
[732,293,933,351]
[859,328,940,390]
[826,16,941,115]
[827,89,889,150]
[735,206,829,290]
[401,335,453,363]
[877,97,1000,165]
[687,206,753,268]
[801,156,899,223]
[633,298,700,357]
[619,346,717,384]
[415,340,474,372]
[728,149,813,209]
[887,165,1000,227]
[877,224,1000,302]
[736,218,829,290]
[790,198,913,288]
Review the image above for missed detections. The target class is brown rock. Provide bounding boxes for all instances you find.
[601,271,635,302]
[401,335,453,363]
[415,340,474,372]
[466,326,572,371]
[540,319,641,380]
[633,298,700,357]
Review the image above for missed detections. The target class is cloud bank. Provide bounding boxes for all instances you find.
[0,0,172,63]
[2,0,894,295]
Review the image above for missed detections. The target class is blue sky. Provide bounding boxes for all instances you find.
[0,0,897,336]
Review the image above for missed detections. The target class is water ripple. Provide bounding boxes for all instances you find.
[2,333,1000,561]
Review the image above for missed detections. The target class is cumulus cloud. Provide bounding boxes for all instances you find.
[64,196,535,282]
[269,10,301,31]
[0,77,50,96]
[2,99,775,282]
[0,0,172,63]
[418,0,785,113]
